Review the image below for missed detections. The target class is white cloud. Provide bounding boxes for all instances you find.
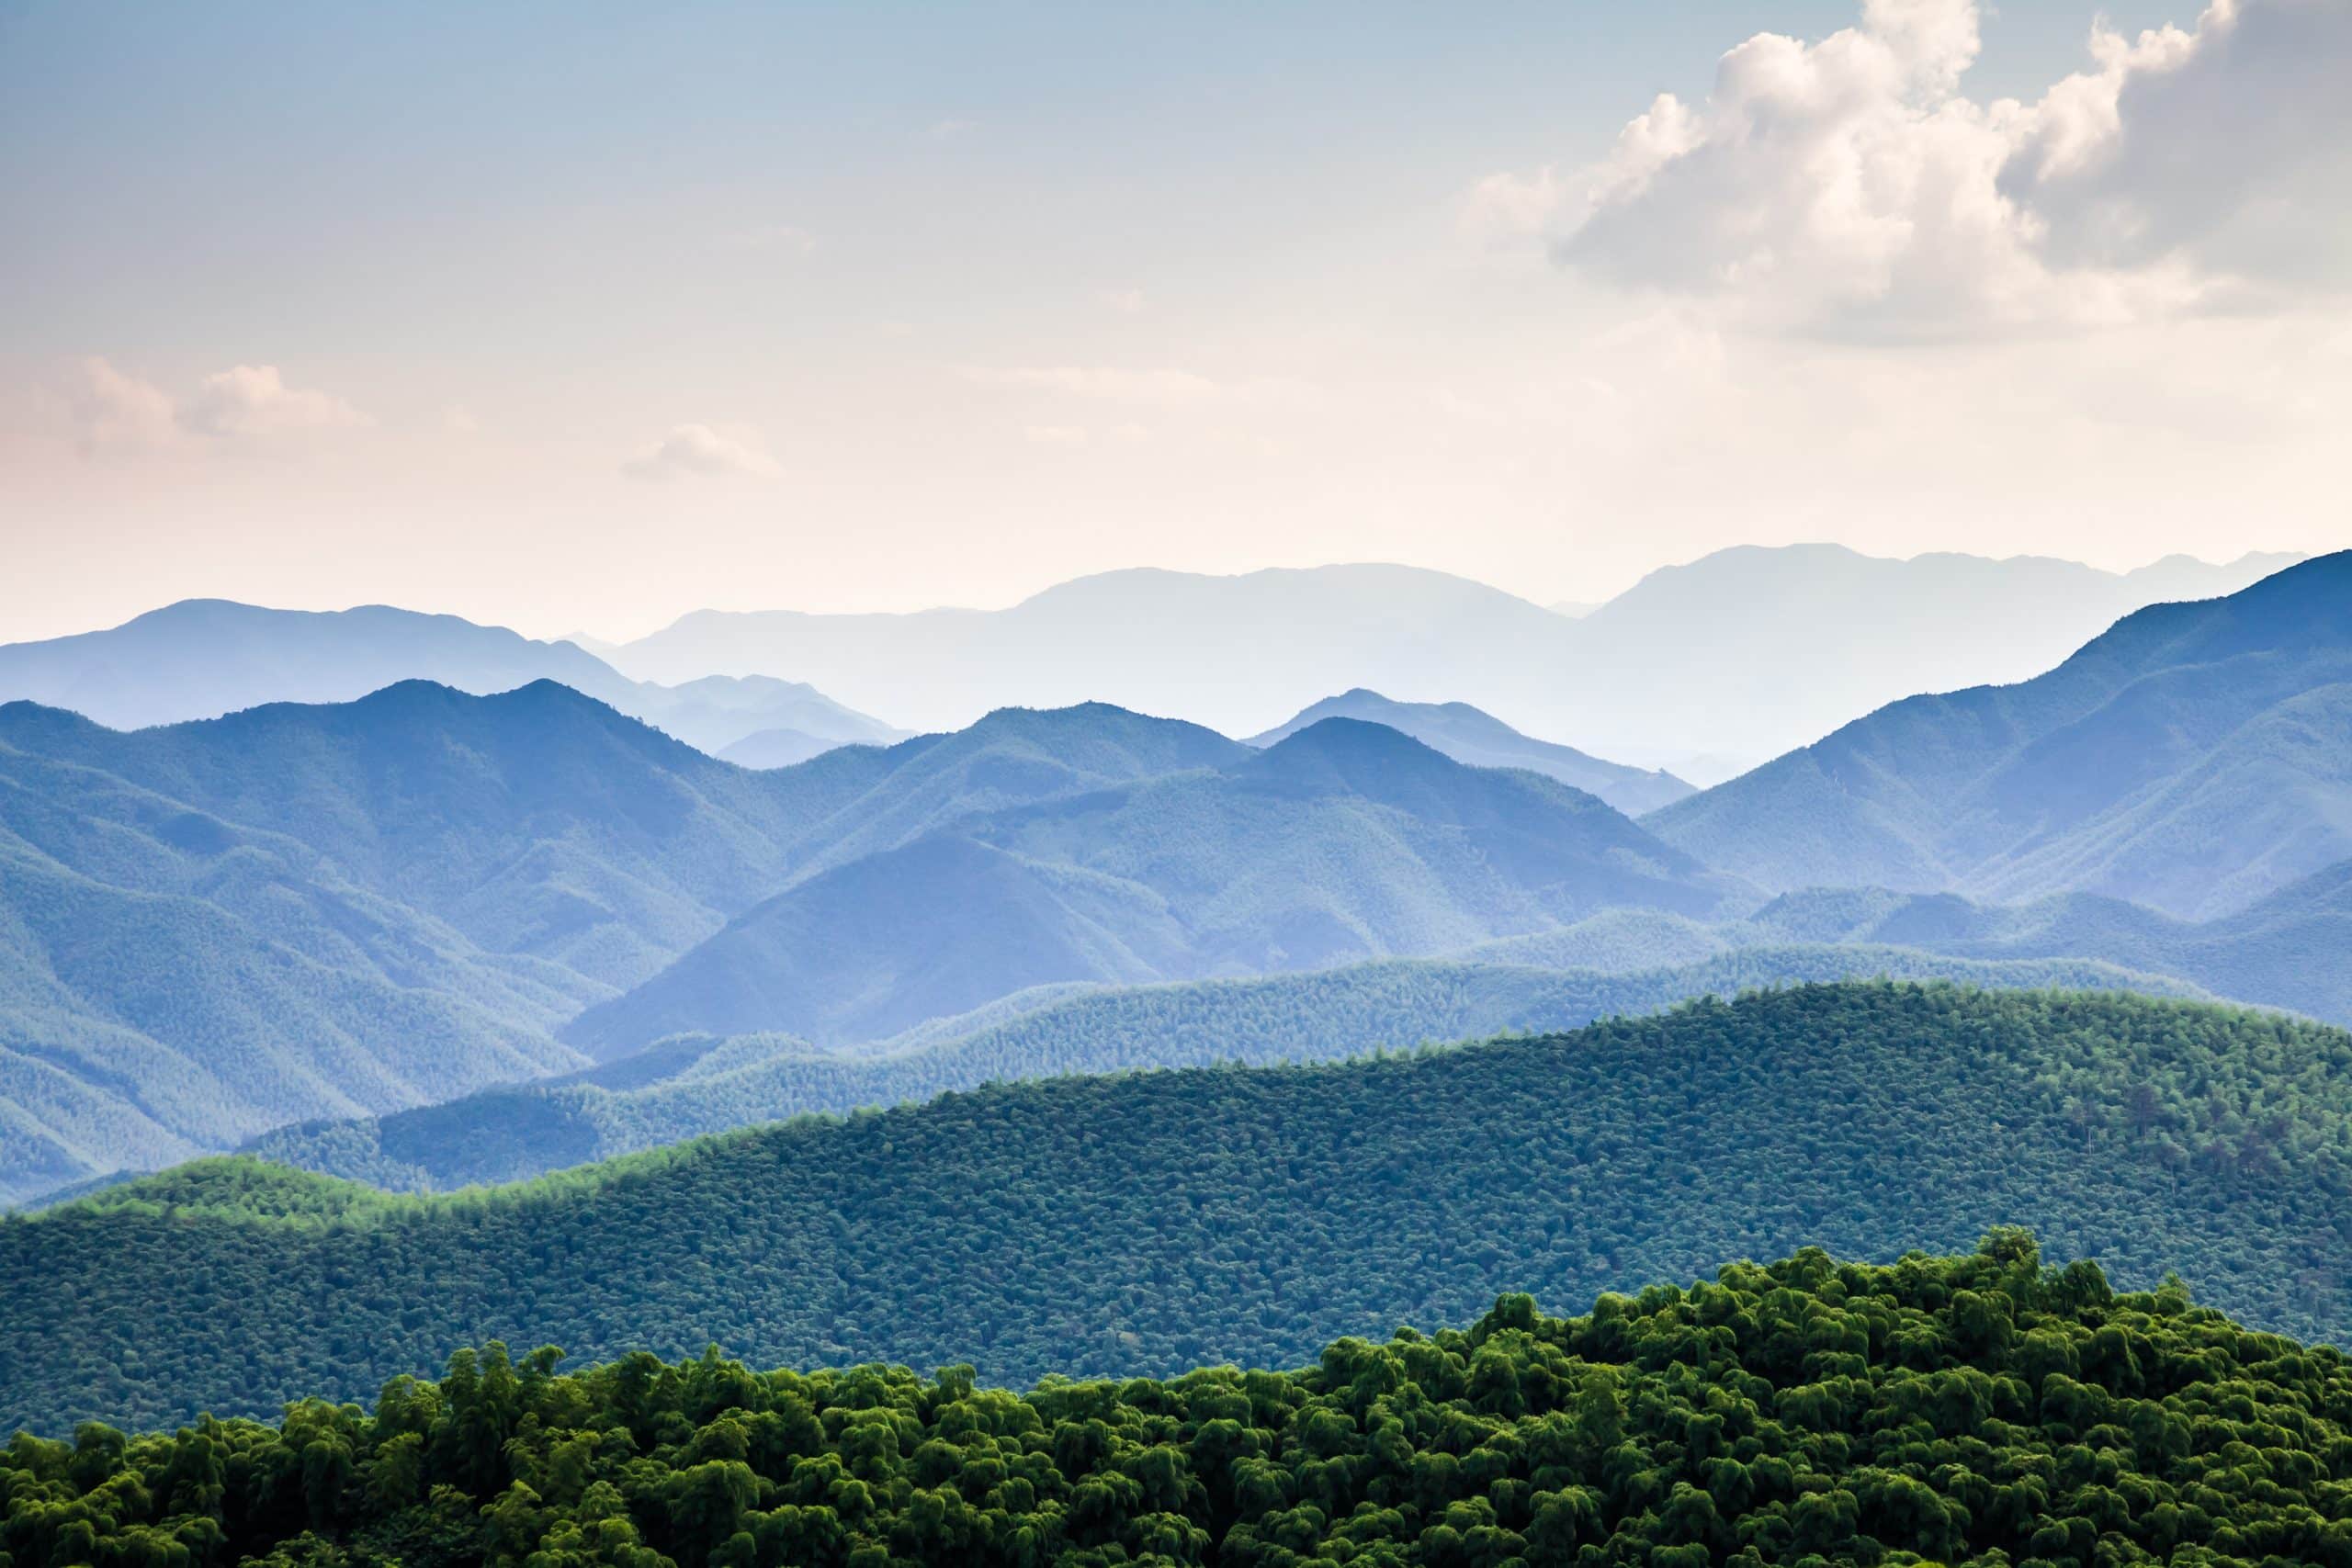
[621,423,783,481]
[52,357,368,454]
[1476,0,2350,334]
[180,364,369,436]
[1093,287,1146,315]
[2014,0,2352,297]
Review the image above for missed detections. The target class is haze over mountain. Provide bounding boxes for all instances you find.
[1250,689,1691,814]
[1650,552,2352,918]
[601,547,2301,781]
[0,599,901,760]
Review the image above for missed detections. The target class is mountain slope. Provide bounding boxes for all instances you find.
[566,719,1742,1051]
[0,682,877,988]
[8,984,2349,1433]
[0,598,900,758]
[254,947,2213,1192]
[1647,551,2352,916]
[1248,688,1692,813]
[0,827,582,1209]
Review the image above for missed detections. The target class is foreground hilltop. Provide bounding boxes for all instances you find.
[7,983,2347,1434]
[9,1234,2348,1568]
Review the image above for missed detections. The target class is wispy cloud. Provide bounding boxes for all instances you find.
[52,357,368,455]
[179,365,368,437]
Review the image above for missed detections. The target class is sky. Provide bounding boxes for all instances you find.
[1,0,2346,643]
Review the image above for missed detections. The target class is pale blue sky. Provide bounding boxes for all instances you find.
[1,0,2337,642]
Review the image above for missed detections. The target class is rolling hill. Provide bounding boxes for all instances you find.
[1249,688,1692,814]
[1647,550,2352,917]
[0,598,900,758]
[250,947,2213,1191]
[562,719,1746,1052]
[18,1235,2348,1568]
[7,984,2348,1435]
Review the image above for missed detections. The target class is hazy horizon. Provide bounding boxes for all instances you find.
[7,0,2347,642]
[3,538,2314,648]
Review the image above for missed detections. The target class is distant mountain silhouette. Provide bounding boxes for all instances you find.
[0,599,900,758]
[599,548,2301,781]
[564,717,1743,1053]
[1648,552,2352,918]
[1250,689,1691,814]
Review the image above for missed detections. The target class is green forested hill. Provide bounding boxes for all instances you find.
[9,985,2349,1437]
[249,947,2212,1191]
[13,1235,2352,1568]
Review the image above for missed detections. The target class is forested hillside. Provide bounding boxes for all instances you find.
[568,719,1740,1052]
[12,1235,2352,1568]
[252,948,2211,1191]
[1648,550,2352,918]
[9,985,2349,1436]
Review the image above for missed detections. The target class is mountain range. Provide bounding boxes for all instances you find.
[2,549,2344,1211]
[0,598,902,760]
[1650,550,2352,918]
[0,688,1738,1203]
[567,714,1740,1052]
[598,547,2301,779]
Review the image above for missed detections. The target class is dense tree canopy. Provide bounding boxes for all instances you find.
[8,1235,2352,1567]
[6,985,2348,1438]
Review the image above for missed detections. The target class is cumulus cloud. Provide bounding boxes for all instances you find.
[1475,0,2350,333]
[621,423,783,481]
[53,357,368,454]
